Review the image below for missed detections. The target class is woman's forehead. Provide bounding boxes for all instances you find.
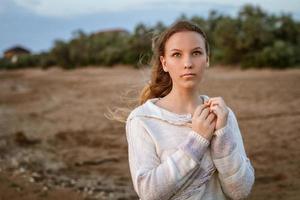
[165,31,206,50]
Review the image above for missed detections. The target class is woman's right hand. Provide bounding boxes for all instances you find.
[192,103,216,141]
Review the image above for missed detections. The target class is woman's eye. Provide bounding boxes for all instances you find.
[172,52,181,57]
[192,51,202,56]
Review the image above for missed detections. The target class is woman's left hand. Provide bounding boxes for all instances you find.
[205,97,229,131]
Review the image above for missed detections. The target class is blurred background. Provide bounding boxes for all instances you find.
[0,0,299,199]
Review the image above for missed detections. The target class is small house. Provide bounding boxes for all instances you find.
[4,45,31,63]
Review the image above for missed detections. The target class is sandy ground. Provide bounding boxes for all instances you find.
[0,65,299,199]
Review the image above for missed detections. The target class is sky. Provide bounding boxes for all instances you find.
[1,0,300,55]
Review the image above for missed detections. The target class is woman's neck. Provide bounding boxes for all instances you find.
[158,87,203,115]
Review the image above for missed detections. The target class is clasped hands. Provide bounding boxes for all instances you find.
[191,97,229,141]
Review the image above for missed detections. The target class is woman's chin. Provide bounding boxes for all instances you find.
[180,82,199,90]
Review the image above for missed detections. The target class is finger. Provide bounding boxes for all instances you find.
[209,119,216,129]
[193,104,209,118]
[208,99,223,107]
[209,101,227,112]
[210,105,223,116]
[199,107,210,120]
[206,113,216,124]
[211,118,217,126]
[208,97,225,106]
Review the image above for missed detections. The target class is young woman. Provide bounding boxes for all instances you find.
[125,20,255,200]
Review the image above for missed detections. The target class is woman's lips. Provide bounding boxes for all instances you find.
[181,73,196,77]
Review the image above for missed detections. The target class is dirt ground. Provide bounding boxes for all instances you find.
[0,65,299,200]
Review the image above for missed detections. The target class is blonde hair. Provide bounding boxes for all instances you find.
[106,20,210,123]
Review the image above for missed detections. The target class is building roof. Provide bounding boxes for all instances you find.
[4,45,31,54]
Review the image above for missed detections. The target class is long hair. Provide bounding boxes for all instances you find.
[106,20,210,122]
[139,20,210,105]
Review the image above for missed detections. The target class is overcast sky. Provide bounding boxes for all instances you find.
[1,0,300,55]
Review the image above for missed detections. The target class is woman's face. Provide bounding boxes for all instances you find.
[160,31,209,91]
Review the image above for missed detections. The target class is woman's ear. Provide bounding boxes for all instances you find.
[160,56,168,72]
[206,56,210,68]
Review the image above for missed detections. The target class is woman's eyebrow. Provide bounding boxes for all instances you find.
[170,48,182,52]
[192,47,203,50]
[170,47,203,52]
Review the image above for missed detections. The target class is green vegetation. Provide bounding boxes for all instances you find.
[1,5,299,70]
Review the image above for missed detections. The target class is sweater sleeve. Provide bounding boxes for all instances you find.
[126,117,210,200]
[210,108,255,199]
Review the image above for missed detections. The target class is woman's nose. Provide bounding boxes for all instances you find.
[184,57,192,69]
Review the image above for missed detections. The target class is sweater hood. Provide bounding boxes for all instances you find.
[127,95,210,127]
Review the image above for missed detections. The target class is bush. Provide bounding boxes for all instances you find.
[0,58,14,70]
[241,40,297,68]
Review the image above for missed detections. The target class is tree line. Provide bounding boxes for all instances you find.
[1,4,299,70]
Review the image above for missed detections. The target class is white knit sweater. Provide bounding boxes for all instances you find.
[125,95,255,200]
